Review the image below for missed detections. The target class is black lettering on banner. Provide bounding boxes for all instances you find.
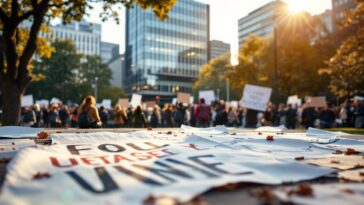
[66,145,92,155]
[126,142,168,151]
[98,144,126,153]
[133,161,193,183]
[67,167,119,194]
[165,158,219,178]
[189,155,253,176]
[114,165,163,186]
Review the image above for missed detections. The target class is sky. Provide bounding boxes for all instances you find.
[85,0,332,54]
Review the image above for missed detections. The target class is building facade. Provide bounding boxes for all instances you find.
[108,54,125,89]
[42,20,101,56]
[317,9,334,34]
[237,0,287,48]
[210,40,230,60]
[125,0,210,101]
[332,0,356,31]
[101,42,120,63]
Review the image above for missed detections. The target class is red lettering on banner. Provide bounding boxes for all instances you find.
[114,154,133,163]
[130,152,152,160]
[81,157,100,166]
[50,157,78,168]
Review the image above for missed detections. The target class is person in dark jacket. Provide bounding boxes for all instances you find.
[132,106,146,128]
[318,104,336,128]
[301,104,318,129]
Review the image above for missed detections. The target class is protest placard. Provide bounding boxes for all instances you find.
[145,101,156,108]
[130,94,142,108]
[101,99,112,109]
[21,95,33,107]
[307,96,326,107]
[240,84,272,111]
[172,98,177,106]
[190,96,194,104]
[177,92,191,104]
[36,99,49,107]
[287,95,302,106]
[117,98,129,108]
[199,90,215,105]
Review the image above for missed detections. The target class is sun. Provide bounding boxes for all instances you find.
[287,1,305,14]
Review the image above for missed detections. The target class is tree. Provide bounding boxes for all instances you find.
[324,0,364,98]
[0,0,176,125]
[29,39,82,100]
[227,35,268,95]
[193,54,239,100]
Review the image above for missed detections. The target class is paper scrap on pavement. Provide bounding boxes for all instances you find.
[255,125,287,132]
[275,183,364,205]
[180,125,229,135]
[0,139,36,158]
[339,169,364,182]
[306,128,340,143]
[305,155,364,170]
[0,126,44,139]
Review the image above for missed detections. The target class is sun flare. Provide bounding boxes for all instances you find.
[287,1,304,14]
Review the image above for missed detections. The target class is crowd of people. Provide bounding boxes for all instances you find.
[17,95,364,129]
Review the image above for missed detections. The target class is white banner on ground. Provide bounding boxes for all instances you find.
[130,94,142,108]
[199,90,215,105]
[101,99,112,109]
[21,95,34,107]
[0,139,36,158]
[0,126,44,139]
[240,84,272,111]
[0,132,334,205]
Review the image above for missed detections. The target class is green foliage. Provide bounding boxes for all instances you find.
[28,40,127,104]
[324,0,364,98]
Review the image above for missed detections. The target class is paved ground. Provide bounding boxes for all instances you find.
[0,128,363,205]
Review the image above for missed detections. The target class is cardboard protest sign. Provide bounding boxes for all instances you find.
[199,90,215,105]
[307,96,326,107]
[1,132,334,205]
[117,98,129,108]
[177,93,191,104]
[21,95,33,107]
[130,94,142,108]
[240,84,272,111]
[101,99,112,109]
[145,101,156,108]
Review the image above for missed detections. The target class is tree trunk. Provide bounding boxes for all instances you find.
[1,79,24,125]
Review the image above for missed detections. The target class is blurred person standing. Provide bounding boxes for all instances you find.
[32,104,42,128]
[59,105,70,128]
[318,104,336,128]
[301,104,318,129]
[77,96,102,129]
[285,104,297,129]
[195,98,210,128]
[70,105,79,128]
[99,105,109,128]
[22,106,36,127]
[132,106,147,128]
[354,99,364,128]
[114,105,127,128]
[173,102,186,127]
[49,104,60,128]
[227,107,239,127]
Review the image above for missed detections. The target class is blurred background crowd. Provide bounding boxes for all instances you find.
[12,96,364,129]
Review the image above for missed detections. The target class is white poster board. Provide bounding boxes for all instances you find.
[172,98,177,106]
[101,99,112,109]
[21,95,33,107]
[130,94,142,108]
[35,100,49,107]
[50,97,61,105]
[287,95,302,106]
[190,96,195,104]
[240,84,272,111]
[199,90,215,105]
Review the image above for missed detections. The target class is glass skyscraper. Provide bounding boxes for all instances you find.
[125,0,210,101]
